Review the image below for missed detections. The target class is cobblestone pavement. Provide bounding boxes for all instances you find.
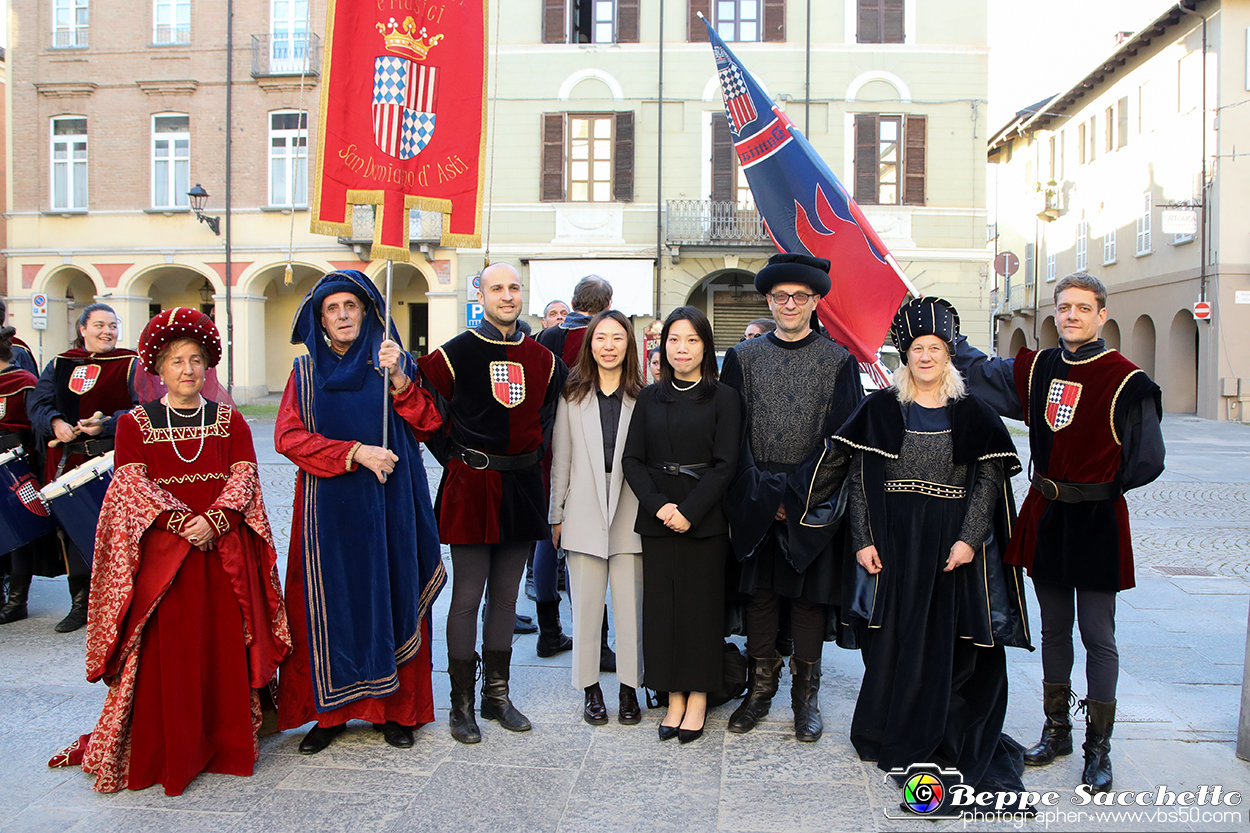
[2,415,1248,833]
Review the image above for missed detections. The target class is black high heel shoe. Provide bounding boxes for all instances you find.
[658,724,679,741]
[678,715,705,744]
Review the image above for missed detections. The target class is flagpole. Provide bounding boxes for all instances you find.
[381,259,394,481]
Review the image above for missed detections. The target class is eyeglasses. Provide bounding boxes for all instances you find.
[768,291,813,306]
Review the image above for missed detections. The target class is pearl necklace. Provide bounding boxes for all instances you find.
[671,377,700,392]
[165,395,207,464]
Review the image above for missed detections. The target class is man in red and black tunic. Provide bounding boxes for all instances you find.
[955,272,1164,794]
[419,262,568,745]
[28,303,139,632]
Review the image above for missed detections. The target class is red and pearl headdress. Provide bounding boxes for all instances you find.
[137,307,223,373]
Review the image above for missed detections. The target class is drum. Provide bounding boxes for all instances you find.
[40,451,115,567]
[0,448,57,554]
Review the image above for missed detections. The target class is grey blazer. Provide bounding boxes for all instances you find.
[549,392,642,558]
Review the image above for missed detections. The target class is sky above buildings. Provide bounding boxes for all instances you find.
[988,0,1171,132]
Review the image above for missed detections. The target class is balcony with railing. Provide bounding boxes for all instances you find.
[1006,279,1035,315]
[52,28,89,48]
[340,205,442,248]
[666,200,771,247]
[251,33,322,77]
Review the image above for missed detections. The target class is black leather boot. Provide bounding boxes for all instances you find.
[599,608,616,672]
[480,648,532,732]
[535,600,572,657]
[1080,698,1115,793]
[55,575,89,633]
[1024,681,1074,766]
[789,657,823,742]
[448,655,482,744]
[727,654,782,733]
[0,574,31,624]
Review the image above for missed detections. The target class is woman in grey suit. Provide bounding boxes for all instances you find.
[549,310,646,726]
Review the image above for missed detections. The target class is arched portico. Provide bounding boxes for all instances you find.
[1166,310,1198,414]
[1102,319,1121,351]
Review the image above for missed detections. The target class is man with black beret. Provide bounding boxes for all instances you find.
[721,253,864,742]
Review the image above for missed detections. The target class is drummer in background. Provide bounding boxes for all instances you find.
[49,307,290,795]
[0,326,44,623]
[27,303,139,633]
[0,299,38,373]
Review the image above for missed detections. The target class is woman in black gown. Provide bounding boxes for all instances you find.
[622,307,740,744]
[829,297,1032,795]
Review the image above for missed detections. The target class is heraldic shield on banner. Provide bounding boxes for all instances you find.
[1045,379,1082,431]
[373,17,441,161]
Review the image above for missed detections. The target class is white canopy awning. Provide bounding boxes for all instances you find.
[527,259,653,318]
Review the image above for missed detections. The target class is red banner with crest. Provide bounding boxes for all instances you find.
[312,0,487,259]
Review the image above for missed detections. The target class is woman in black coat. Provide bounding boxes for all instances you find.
[622,306,740,744]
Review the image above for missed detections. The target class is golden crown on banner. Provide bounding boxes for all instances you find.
[376,16,443,61]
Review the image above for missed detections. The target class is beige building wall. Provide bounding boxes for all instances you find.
[5,0,989,399]
[987,0,1248,420]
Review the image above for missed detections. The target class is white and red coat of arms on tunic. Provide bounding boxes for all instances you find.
[13,474,50,517]
[372,17,441,161]
[69,364,100,395]
[490,361,526,408]
[1045,378,1082,431]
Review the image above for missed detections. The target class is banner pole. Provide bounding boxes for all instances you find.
[382,259,394,465]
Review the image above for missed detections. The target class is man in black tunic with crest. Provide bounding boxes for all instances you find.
[721,253,862,742]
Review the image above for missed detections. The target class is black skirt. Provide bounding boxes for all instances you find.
[641,533,726,693]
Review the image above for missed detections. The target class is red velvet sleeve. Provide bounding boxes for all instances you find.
[416,347,455,399]
[393,379,442,441]
[274,370,362,477]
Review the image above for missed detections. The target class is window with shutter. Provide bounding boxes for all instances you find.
[711,113,735,202]
[614,111,634,202]
[854,114,878,204]
[903,115,925,205]
[715,0,760,42]
[858,0,903,44]
[688,0,711,41]
[572,0,620,43]
[762,0,785,42]
[541,112,566,201]
[617,0,640,42]
[543,0,567,43]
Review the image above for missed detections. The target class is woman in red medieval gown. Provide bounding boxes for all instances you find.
[49,307,290,796]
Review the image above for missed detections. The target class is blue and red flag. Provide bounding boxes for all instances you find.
[702,16,915,385]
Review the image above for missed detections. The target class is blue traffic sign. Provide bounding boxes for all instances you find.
[466,302,483,328]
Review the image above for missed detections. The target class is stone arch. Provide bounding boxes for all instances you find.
[1166,310,1198,414]
[1130,314,1156,377]
[1040,315,1059,350]
[1008,327,1029,355]
[258,263,330,392]
[558,69,625,101]
[685,268,768,352]
[39,266,103,352]
[1102,318,1121,351]
[124,263,222,307]
[363,261,433,354]
[844,71,912,104]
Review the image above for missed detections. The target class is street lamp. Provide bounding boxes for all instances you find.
[187,184,221,236]
[198,279,215,304]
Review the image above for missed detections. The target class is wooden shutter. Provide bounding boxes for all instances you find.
[763,0,785,42]
[857,0,880,43]
[854,114,879,204]
[688,0,711,42]
[613,111,634,202]
[541,112,566,201]
[882,0,904,43]
[543,0,567,43]
[903,115,926,205]
[711,113,734,201]
[617,0,640,43]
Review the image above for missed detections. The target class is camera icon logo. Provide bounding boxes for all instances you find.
[883,762,965,820]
